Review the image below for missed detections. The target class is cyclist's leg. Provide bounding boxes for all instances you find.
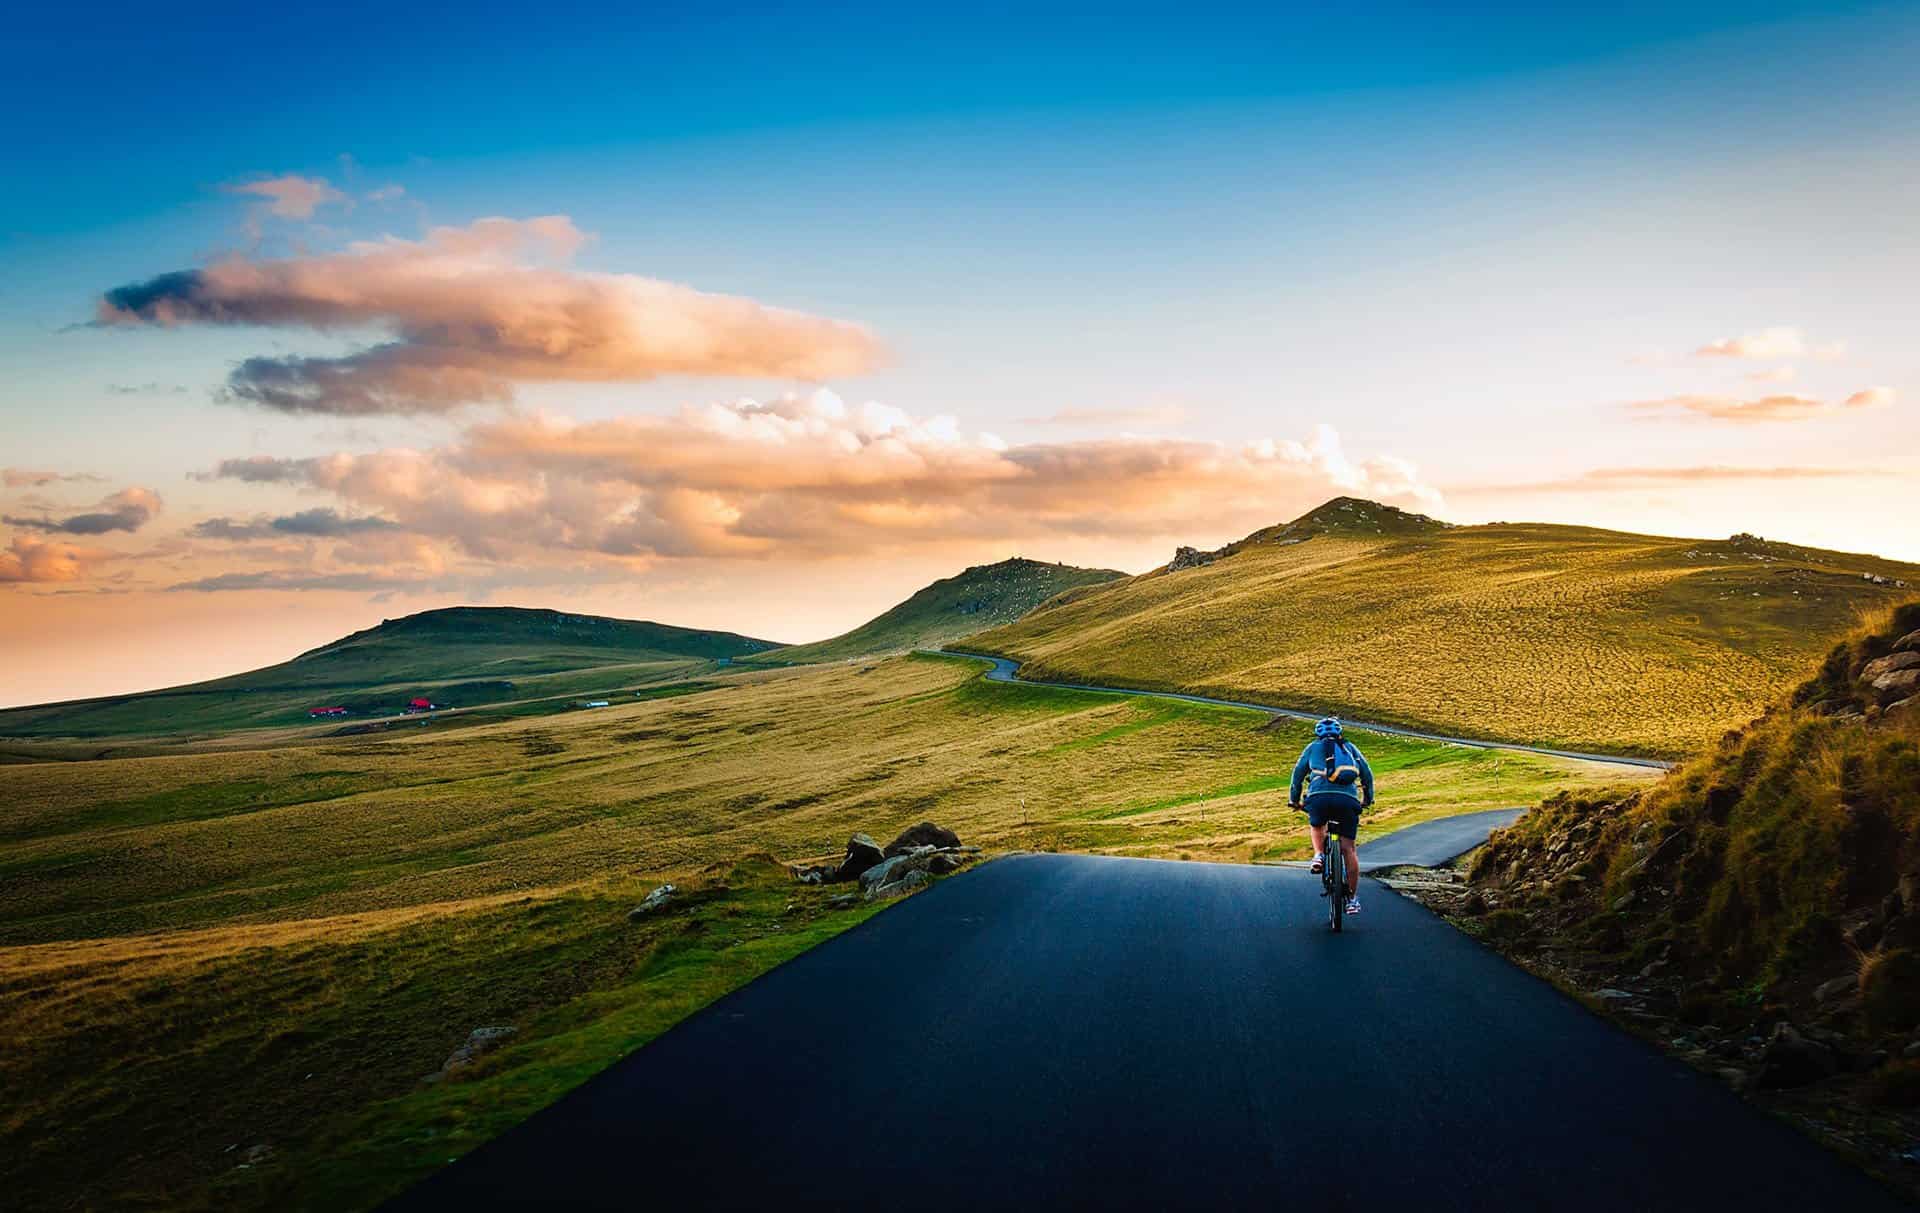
[1336,806,1360,895]
[1309,819,1328,858]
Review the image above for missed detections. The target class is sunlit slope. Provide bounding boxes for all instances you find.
[0,606,783,740]
[751,557,1123,665]
[958,501,1919,757]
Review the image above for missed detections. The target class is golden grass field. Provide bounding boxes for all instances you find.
[0,653,1653,1209]
[962,520,1920,757]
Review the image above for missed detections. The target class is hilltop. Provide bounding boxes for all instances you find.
[751,557,1124,665]
[0,606,782,740]
[958,498,1919,756]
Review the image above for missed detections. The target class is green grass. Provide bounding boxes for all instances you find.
[960,500,1920,757]
[747,556,1122,666]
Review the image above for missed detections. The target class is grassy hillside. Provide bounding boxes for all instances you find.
[0,606,783,740]
[959,498,1919,756]
[0,654,1649,1209]
[750,557,1123,665]
[1435,602,1920,1188]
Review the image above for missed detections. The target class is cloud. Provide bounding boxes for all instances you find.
[106,382,189,395]
[1450,464,1878,496]
[1627,388,1892,423]
[98,216,884,415]
[3,487,162,534]
[189,508,401,540]
[1690,326,1844,361]
[1844,386,1897,409]
[2,468,103,488]
[224,174,346,219]
[366,185,406,202]
[1746,366,1795,384]
[1022,405,1189,428]
[0,535,111,583]
[197,455,310,483]
[207,390,1442,563]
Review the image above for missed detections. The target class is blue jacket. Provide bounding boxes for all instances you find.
[1290,737,1374,808]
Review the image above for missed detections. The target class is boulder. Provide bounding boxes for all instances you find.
[834,834,887,882]
[1873,669,1920,703]
[627,884,678,920]
[866,868,931,901]
[1894,630,1920,654]
[884,821,961,857]
[1757,1023,1835,1089]
[928,851,966,875]
[440,1025,517,1075]
[858,854,909,893]
[1863,652,1920,682]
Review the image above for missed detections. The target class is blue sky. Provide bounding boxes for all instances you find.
[2,1,1917,703]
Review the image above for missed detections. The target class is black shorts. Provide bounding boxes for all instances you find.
[1305,797,1360,840]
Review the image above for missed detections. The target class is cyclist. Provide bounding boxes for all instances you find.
[1288,717,1374,916]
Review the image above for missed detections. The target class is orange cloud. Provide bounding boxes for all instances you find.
[205,392,1442,565]
[0,535,111,583]
[98,217,884,415]
[1628,388,1891,423]
[1449,464,1877,496]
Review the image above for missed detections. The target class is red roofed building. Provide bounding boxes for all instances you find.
[309,706,349,717]
[407,697,434,712]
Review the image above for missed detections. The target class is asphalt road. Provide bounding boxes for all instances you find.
[387,854,1905,1211]
[1356,807,1529,868]
[940,651,1675,770]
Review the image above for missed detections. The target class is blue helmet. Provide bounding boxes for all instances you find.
[1314,716,1343,739]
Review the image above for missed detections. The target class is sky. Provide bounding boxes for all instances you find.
[3,0,1918,707]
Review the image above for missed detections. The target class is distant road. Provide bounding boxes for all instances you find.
[938,651,1675,770]
[388,854,1901,1211]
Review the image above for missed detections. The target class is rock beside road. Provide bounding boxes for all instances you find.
[835,834,887,881]
[884,821,960,856]
[791,823,978,895]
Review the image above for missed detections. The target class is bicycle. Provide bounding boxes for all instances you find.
[1294,804,1349,933]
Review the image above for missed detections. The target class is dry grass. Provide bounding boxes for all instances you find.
[962,522,1919,756]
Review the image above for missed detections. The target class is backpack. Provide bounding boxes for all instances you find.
[1319,737,1361,786]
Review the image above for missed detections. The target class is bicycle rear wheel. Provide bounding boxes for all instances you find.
[1327,846,1344,933]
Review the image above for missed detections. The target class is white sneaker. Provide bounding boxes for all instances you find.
[1345,896,1361,915]
[1309,853,1325,874]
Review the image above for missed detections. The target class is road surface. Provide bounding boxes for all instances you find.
[1356,807,1529,868]
[939,651,1674,770]
[387,855,1903,1211]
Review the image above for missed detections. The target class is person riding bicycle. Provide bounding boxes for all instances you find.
[1288,717,1374,916]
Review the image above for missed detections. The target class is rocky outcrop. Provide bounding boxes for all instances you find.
[791,824,978,895]
[1167,545,1218,572]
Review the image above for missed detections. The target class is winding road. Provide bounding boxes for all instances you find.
[939,651,1676,770]
[388,854,1905,1211]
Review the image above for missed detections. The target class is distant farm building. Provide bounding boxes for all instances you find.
[584,700,610,708]
[404,697,436,713]
[308,706,349,718]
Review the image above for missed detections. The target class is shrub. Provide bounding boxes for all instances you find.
[1869,1059,1920,1108]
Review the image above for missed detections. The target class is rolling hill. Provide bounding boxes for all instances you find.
[956,497,1920,756]
[0,606,784,740]
[748,556,1124,665]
